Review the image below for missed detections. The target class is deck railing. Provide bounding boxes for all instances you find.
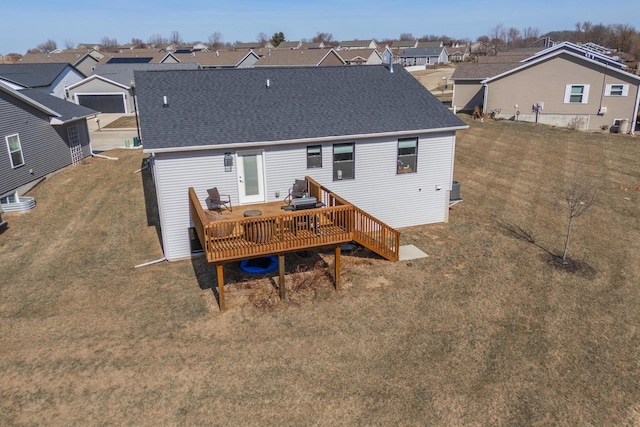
[189,181,400,263]
[306,177,400,261]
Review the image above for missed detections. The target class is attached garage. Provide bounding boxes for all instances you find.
[77,94,126,113]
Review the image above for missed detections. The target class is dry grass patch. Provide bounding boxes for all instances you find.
[103,115,138,129]
[1,119,639,425]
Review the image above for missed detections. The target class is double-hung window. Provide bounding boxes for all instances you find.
[333,142,354,180]
[605,84,629,96]
[397,138,418,174]
[564,84,590,104]
[307,145,322,168]
[6,134,24,168]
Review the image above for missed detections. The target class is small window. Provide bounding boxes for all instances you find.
[333,142,354,180]
[6,134,24,168]
[307,145,322,168]
[605,84,628,96]
[564,84,590,104]
[397,138,418,174]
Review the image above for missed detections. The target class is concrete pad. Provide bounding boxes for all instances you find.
[399,244,429,261]
[87,114,141,151]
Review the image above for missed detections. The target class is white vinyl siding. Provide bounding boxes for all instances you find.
[6,134,24,168]
[564,84,590,104]
[605,84,629,96]
[152,132,457,260]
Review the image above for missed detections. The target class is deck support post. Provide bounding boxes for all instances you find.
[216,263,225,311]
[278,254,286,301]
[335,245,341,291]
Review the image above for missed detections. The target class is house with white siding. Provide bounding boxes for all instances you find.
[135,66,467,261]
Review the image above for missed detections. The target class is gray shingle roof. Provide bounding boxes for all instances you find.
[400,47,445,58]
[93,62,200,86]
[19,89,97,121]
[135,66,466,151]
[0,63,71,88]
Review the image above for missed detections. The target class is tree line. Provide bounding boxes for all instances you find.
[6,22,640,59]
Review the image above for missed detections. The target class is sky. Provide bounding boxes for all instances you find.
[2,0,639,55]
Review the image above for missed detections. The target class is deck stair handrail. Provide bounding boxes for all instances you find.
[306,176,400,261]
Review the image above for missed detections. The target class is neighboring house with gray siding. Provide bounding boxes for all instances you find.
[0,63,85,99]
[135,66,467,260]
[400,47,449,66]
[0,82,96,201]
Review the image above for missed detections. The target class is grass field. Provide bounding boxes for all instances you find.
[1,116,639,425]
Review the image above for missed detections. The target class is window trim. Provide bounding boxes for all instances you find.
[605,83,629,97]
[333,142,355,181]
[6,133,24,168]
[397,137,418,174]
[306,145,322,169]
[564,84,590,104]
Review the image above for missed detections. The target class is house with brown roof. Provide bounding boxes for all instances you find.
[254,49,345,67]
[452,43,640,132]
[175,51,259,68]
[447,45,470,62]
[276,41,303,50]
[339,40,378,50]
[337,49,382,66]
[19,52,100,77]
[386,40,418,50]
[416,41,443,48]
[234,41,263,50]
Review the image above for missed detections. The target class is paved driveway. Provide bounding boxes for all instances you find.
[87,113,141,152]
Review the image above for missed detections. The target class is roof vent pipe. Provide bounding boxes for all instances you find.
[163,96,168,107]
[266,79,270,88]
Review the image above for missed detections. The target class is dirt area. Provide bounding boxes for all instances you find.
[410,66,456,91]
[1,117,639,425]
[103,115,138,129]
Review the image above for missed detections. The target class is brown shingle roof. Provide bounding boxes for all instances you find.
[254,49,343,66]
[477,55,529,63]
[451,62,520,80]
[19,52,95,65]
[174,51,253,67]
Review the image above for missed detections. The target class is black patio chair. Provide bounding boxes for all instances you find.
[285,179,308,205]
[205,187,232,213]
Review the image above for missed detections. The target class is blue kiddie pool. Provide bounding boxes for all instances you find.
[240,256,279,274]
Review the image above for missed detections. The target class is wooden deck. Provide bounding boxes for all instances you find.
[189,177,400,264]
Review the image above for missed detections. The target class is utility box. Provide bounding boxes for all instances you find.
[450,181,461,201]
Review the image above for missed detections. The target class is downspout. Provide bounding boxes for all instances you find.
[482,82,489,116]
[89,115,118,160]
[90,139,118,160]
[631,85,640,135]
